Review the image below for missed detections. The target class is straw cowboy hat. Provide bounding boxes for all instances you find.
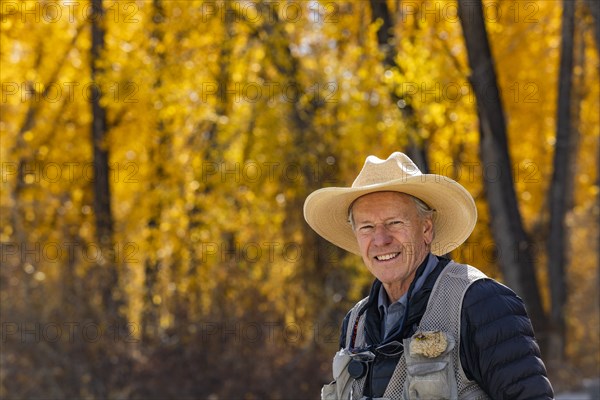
[303,152,477,256]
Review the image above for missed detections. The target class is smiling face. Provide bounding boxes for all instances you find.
[351,191,434,301]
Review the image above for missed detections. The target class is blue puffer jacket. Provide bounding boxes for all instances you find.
[339,257,554,399]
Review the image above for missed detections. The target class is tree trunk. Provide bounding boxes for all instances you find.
[185,1,236,318]
[584,0,600,53]
[457,0,547,343]
[141,0,167,342]
[90,0,120,321]
[257,3,342,326]
[547,0,577,364]
[368,0,429,172]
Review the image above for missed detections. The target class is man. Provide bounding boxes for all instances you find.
[303,152,553,399]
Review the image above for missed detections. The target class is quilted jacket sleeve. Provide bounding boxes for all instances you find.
[460,279,554,399]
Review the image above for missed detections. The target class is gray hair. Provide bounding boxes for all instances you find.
[348,193,435,230]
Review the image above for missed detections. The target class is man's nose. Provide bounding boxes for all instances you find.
[372,224,393,246]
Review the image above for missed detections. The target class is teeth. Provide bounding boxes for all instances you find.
[375,253,399,261]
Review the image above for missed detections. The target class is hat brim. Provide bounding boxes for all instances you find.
[303,174,477,256]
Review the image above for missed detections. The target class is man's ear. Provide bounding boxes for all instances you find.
[423,218,434,245]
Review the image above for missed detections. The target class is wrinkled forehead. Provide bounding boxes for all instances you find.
[349,191,417,216]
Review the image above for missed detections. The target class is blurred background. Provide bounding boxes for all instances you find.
[1,0,598,398]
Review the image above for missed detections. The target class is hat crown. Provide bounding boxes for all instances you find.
[352,152,422,188]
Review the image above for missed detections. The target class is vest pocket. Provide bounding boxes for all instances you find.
[326,349,355,400]
[402,331,458,400]
[321,381,337,400]
[405,361,452,399]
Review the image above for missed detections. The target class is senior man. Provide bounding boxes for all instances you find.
[304,152,553,399]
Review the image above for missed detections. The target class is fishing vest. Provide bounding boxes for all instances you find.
[322,261,491,400]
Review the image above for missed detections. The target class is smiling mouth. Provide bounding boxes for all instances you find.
[374,252,400,261]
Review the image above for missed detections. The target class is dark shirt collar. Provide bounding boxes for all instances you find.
[360,256,451,347]
[377,252,438,319]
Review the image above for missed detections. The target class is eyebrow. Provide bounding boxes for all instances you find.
[354,214,406,225]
